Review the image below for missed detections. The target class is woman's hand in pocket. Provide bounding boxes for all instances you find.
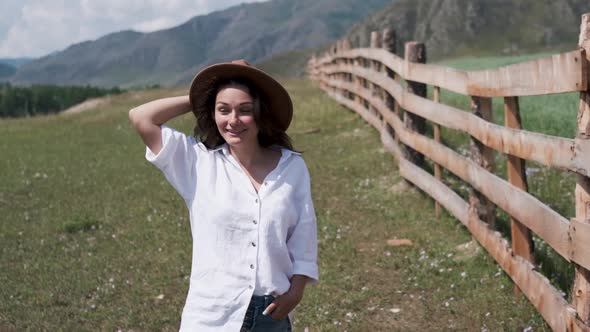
[263,275,308,320]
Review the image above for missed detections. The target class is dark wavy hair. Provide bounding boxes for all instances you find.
[192,78,294,150]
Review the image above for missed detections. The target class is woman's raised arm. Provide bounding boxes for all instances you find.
[128,95,192,155]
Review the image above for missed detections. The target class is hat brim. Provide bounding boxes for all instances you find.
[189,61,293,131]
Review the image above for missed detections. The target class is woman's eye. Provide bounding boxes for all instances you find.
[217,108,229,113]
[240,108,253,113]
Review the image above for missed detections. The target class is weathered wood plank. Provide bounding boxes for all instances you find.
[319,81,590,331]
[404,41,427,166]
[315,47,587,96]
[318,80,574,266]
[396,145,577,332]
[433,87,442,217]
[319,64,582,174]
[504,96,535,272]
[573,12,590,326]
[469,96,496,227]
[395,119,573,267]
[571,219,590,278]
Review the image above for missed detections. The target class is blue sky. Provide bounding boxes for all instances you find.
[0,0,267,58]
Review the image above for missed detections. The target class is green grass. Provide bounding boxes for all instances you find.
[438,53,556,71]
[0,79,550,330]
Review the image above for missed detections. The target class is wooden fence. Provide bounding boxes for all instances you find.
[308,14,590,331]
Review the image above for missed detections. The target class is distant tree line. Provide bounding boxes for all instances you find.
[0,83,123,118]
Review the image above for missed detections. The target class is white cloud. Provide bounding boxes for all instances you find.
[0,0,268,58]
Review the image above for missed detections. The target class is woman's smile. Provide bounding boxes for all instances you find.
[227,128,246,135]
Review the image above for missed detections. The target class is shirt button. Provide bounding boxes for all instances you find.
[250,264,255,269]
[251,242,256,247]
[255,198,258,204]
[252,220,257,225]
[249,285,253,289]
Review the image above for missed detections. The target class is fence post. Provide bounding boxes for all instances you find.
[332,42,340,96]
[504,96,535,295]
[404,41,427,166]
[433,87,442,217]
[468,97,496,227]
[351,38,362,107]
[341,39,353,101]
[382,28,396,139]
[370,31,382,120]
[573,12,590,327]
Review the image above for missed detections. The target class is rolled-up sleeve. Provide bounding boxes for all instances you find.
[145,125,198,203]
[287,162,319,284]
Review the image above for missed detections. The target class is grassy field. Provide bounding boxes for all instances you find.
[0,71,561,330]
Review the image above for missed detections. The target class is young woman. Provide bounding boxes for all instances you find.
[128,60,319,332]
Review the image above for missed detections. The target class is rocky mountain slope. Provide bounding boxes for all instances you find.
[9,0,392,87]
[344,0,590,60]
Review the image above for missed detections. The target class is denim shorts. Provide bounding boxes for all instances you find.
[240,294,292,332]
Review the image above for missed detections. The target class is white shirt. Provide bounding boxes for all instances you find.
[145,125,319,332]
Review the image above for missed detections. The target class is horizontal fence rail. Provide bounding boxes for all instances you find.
[308,12,590,332]
[320,66,586,174]
[314,48,588,97]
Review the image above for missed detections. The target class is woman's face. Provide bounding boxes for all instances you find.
[214,84,259,148]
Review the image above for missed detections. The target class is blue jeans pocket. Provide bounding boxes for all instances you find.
[241,295,292,332]
[251,312,291,332]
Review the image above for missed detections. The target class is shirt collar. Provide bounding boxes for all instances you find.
[210,143,300,158]
[210,143,230,156]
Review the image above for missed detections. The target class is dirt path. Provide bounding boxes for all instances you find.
[60,97,112,115]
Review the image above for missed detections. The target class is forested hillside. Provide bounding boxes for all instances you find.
[0,84,122,118]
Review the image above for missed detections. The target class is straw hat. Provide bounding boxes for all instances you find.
[189,59,293,131]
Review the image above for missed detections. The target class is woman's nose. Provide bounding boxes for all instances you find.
[229,111,240,125]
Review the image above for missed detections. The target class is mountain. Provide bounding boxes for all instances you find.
[344,0,590,60]
[0,58,33,68]
[256,48,315,78]
[0,63,16,78]
[10,0,393,87]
